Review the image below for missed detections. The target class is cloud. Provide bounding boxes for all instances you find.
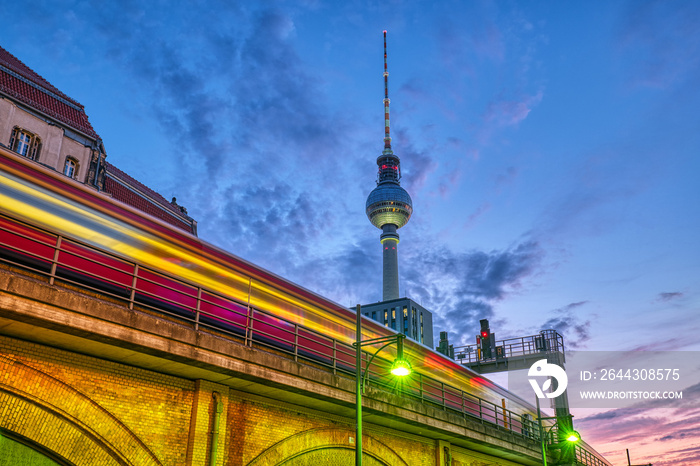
[475,90,544,144]
[617,1,700,89]
[435,11,505,71]
[292,241,380,307]
[401,240,543,345]
[483,90,543,127]
[576,380,700,464]
[495,166,519,188]
[393,128,438,194]
[69,3,379,289]
[657,291,683,302]
[214,183,330,269]
[578,406,700,466]
[462,202,491,230]
[540,301,591,348]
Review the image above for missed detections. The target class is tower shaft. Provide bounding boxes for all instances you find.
[381,224,400,300]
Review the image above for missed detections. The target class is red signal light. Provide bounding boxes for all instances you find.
[480,330,489,339]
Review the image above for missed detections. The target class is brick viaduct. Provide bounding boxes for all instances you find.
[0,264,544,466]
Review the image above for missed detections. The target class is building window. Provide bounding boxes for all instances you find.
[391,308,396,330]
[63,158,78,179]
[420,312,424,343]
[384,310,388,326]
[10,127,41,160]
[372,311,377,321]
[412,307,418,339]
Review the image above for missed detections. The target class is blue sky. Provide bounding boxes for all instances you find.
[3,1,699,464]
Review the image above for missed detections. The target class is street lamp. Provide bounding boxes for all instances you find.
[535,397,580,466]
[353,304,412,466]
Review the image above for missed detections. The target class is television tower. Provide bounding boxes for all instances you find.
[366,31,413,301]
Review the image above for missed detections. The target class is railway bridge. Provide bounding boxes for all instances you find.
[0,261,543,466]
[0,151,611,466]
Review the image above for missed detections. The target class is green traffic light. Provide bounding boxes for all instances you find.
[565,431,581,443]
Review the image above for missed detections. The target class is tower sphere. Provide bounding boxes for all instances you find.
[366,183,413,229]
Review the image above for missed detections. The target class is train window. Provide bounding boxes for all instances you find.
[63,158,78,179]
[10,127,41,160]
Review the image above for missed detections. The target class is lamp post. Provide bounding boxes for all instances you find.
[353,304,412,466]
[536,397,580,466]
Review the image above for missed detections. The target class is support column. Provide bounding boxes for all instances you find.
[436,440,451,466]
[186,380,228,466]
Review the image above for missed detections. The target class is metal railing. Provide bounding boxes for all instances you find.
[454,329,565,364]
[575,444,613,466]
[0,212,611,465]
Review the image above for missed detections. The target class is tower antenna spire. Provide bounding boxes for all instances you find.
[383,30,392,153]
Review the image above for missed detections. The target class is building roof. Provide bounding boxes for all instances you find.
[104,162,196,235]
[0,45,99,139]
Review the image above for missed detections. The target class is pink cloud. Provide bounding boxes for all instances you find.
[483,90,543,127]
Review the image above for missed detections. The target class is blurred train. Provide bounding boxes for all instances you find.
[0,147,543,436]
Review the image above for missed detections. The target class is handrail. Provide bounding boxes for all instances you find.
[454,330,566,364]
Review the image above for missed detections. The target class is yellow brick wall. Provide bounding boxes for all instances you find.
[225,393,436,466]
[0,334,531,466]
[0,335,194,465]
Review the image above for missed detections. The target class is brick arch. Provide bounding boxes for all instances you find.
[248,427,409,466]
[0,354,162,466]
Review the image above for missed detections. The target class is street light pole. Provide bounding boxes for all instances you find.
[536,396,548,466]
[354,304,412,466]
[536,400,580,466]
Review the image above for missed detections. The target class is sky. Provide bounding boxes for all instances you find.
[2,0,699,464]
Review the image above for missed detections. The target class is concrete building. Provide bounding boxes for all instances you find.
[0,45,197,235]
[360,298,434,348]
